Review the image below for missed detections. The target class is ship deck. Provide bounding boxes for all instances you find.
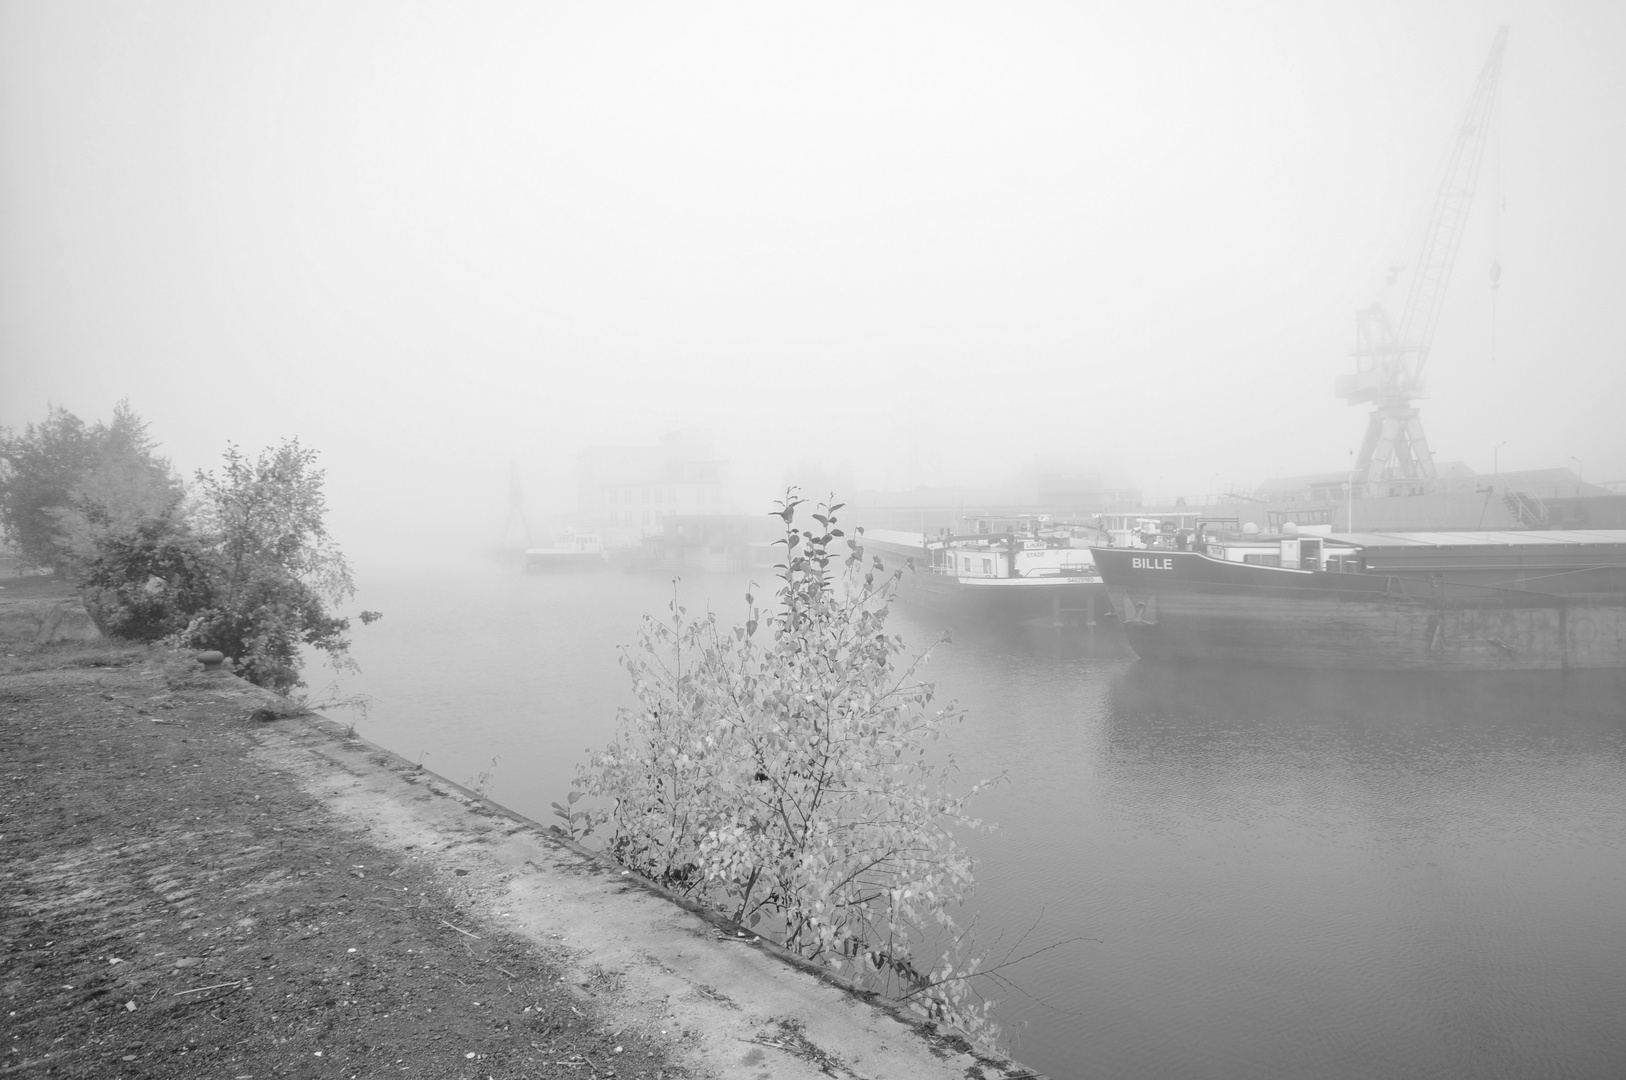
[1339,529,1626,548]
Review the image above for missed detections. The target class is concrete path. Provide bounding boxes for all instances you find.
[252,710,1042,1080]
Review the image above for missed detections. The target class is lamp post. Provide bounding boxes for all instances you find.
[1346,450,1355,534]
[1571,456,1584,487]
[1493,441,1507,485]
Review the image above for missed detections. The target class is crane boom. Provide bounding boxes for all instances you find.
[1338,26,1508,490]
[1398,25,1507,381]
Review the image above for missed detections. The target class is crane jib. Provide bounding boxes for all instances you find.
[1339,25,1509,492]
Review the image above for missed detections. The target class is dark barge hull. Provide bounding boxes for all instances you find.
[1091,545,1626,670]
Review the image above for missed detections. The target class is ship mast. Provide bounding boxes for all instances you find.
[1338,25,1508,492]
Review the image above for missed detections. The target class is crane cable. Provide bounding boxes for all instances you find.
[1489,54,1504,364]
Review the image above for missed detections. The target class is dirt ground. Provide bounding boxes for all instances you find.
[1,571,1039,1080]
[0,641,682,1080]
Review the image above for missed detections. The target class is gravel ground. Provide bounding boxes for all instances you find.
[0,641,681,1080]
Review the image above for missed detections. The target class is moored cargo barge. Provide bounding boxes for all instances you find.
[865,527,1110,628]
[1091,530,1626,670]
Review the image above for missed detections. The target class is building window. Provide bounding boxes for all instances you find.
[982,557,992,575]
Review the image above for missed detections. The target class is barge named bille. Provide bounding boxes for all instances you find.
[1092,529,1626,670]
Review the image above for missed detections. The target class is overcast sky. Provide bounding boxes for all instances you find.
[3,1,1622,563]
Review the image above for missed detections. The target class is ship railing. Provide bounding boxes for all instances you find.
[1501,490,1551,528]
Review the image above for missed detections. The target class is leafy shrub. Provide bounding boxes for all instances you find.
[79,508,215,641]
[172,439,370,692]
[567,492,999,1042]
[3,406,377,694]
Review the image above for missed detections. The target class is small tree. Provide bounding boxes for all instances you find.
[0,401,180,574]
[176,439,372,692]
[79,506,215,641]
[567,491,999,1042]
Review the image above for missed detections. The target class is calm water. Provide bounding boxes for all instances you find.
[338,564,1626,1080]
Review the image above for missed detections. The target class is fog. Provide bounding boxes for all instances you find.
[3,1,1623,568]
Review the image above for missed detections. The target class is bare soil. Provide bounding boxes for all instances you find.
[0,642,681,1079]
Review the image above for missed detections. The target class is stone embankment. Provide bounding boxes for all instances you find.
[1,634,1042,1079]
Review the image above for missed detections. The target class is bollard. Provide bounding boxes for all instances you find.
[196,650,226,673]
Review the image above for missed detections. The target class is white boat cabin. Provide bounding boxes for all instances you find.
[928,535,1098,580]
[1095,512,1214,550]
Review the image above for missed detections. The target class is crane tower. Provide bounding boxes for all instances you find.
[1339,26,1507,492]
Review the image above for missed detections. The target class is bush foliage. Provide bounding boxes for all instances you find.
[564,492,999,1042]
[77,508,215,641]
[0,401,180,574]
[2,403,374,693]
[173,440,367,691]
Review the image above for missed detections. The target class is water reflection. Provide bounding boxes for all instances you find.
[1093,660,1626,856]
[894,608,1137,663]
[895,617,1626,1080]
[1108,662,1626,731]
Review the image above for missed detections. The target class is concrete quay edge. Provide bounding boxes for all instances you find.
[254,703,1046,1080]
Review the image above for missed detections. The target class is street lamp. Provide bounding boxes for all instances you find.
[1346,449,1355,534]
[1493,441,1507,483]
[1571,456,1584,484]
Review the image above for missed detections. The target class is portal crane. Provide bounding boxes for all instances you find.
[1338,26,1507,491]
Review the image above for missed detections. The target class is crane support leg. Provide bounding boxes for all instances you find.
[1356,403,1437,489]
[1400,414,1436,479]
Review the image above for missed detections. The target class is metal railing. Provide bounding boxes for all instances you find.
[1502,491,1550,528]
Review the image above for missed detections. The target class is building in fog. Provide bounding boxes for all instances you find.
[633,513,783,574]
[576,431,730,548]
[848,466,1138,535]
[1104,465,1613,534]
[1248,465,1609,531]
